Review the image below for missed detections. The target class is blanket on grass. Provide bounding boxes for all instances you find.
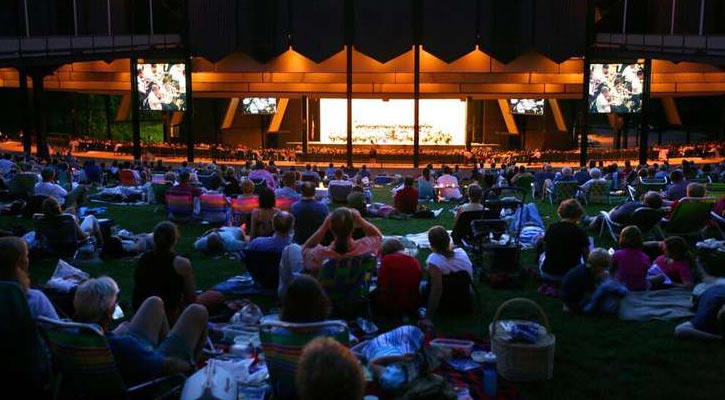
[618,287,694,322]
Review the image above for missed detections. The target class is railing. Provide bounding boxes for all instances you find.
[595,0,724,36]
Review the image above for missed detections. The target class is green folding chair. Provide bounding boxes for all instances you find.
[36,316,185,400]
[260,320,349,400]
[707,183,725,198]
[657,197,716,240]
[547,180,578,204]
[317,255,376,319]
[583,181,612,205]
[628,178,666,202]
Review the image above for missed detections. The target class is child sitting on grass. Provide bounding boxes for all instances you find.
[647,236,695,289]
[612,226,651,291]
[560,248,611,313]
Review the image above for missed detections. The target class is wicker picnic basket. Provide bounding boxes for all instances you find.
[489,298,555,382]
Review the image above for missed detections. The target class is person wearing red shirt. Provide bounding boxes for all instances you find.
[373,238,422,318]
[393,176,418,215]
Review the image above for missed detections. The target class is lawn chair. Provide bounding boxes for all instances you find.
[657,197,716,240]
[0,282,48,396]
[275,196,296,211]
[199,193,229,225]
[36,316,185,400]
[546,180,579,204]
[244,249,282,291]
[32,213,91,259]
[711,211,725,240]
[9,172,39,200]
[230,196,258,226]
[149,183,171,211]
[582,181,612,205]
[599,206,664,242]
[451,210,484,246]
[260,320,349,400]
[707,183,725,198]
[317,255,376,319]
[251,178,268,194]
[165,192,195,223]
[514,175,535,202]
[628,177,666,202]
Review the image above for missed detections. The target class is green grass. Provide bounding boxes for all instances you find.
[4,186,724,400]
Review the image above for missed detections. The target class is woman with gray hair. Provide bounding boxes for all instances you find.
[74,277,208,386]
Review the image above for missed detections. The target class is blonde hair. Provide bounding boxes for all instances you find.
[73,277,119,323]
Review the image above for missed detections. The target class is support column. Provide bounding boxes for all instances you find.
[412,0,421,169]
[130,57,141,161]
[104,95,113,139]
[185,57,194,163]
[31,73,49,159]
[580,60,591,167]
[301,96,308,155]
[639,59,652,166]
[19,70,31,159]
[344,0,354,168]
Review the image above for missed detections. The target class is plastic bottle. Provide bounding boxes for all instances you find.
[483,365,497,398]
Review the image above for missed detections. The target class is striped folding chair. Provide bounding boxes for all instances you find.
[260,320,349,400]
[317,255,376,319]
[165,192,195,223]
[36,316,184,400]
[546,180,578,204]
[199,193,229,225]
[275,196,296,211]
[584,181,611,205]
[230,196,258,226]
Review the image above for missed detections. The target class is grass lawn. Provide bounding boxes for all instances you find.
[3,185,724,400]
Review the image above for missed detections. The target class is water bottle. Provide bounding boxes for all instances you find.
[483,364,497,398]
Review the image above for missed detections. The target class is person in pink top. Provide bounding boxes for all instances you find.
[612,226,651,291]
[302,207,383,273]
[650,236,694,289]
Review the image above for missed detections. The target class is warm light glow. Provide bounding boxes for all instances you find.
[320,99,467,145]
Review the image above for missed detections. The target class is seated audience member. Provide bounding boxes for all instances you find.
[193,226,246,255]
[579,167,608,194]
[574,167,590,185]
[275,171,301,201]
[278,244,303,299]
[510,165,534,184]
[362,325,425,391]
[248,161,277,189]
[665,169,688,202]
[587,191,663,230]
[419,226,473,331]
[249,187,280,240]
[280,275,332,323]
[101,232,154,259]
[393,176,418,215]
[666,182,707,217]
[534,164,556,198]
[648,236,694,289]
[247,211,294,253]
[612,226,650,291]
[239,179,257,198]
[301,164,321,185]
[295,337,366,400]
[73,277,208,386]
[291,182,329,244]
[133,221,197,324]
[166,171,203,198]
[39,197,104,249]
[454,183,484,223]
[436,166,463,200]
[417,168,435,199]
[329,169,352,187]
[0,237,58,320]
[373,238,422,317]
[674,284,725,341]
[355,165,372,180]
[347,185,367,216]
[303,207,383,272]
[539,199,590,282]
[560,248,611,313]
[222,169,242,196]
[34,167,68,204]
[324,163,336,180]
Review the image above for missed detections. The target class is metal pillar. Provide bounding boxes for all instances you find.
[19,70,31,159]
[639,59,652,166]
[412,0,422,169]
[130,57,141,161]
[31,73,49,159]
[301,96,308,155]
[344,0,354,168]
[185,57,194,162]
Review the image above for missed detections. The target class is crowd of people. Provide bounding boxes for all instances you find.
[1,147,725,399]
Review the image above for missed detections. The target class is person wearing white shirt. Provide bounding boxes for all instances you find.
[435,166,462,200]
[35,168,68,205]
[595,87,611,113]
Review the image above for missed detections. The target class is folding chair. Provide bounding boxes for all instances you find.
[33,213,90,259]
[657,197,716,240]
[165,192,195,223]
[711,211,725,240]
[275,196,296,211]
[199,193,229,225]
[514,175,535,203]
[317,255,376,319]
[583,181,612,205]
[599,206,664,242]
[251,178,268,195]
[329,184,352,203]
[628,177,666,202]
[230,196,258,226]
[244,249,283,291]
[36,316,185,400]
[547,180,579,204]
[451,210,484,246]
[260,320,349,400]
[707,183,725,198]
[9,172,39,200]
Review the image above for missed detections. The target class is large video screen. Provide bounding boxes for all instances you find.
[241,98,277,114]
[510,99,545,116]
[136,63,186,111]
[320,99,466,145]
[588,63,644,114]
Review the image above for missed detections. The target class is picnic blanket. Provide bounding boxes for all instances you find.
[403,229,451,249]
[618,287,694,322]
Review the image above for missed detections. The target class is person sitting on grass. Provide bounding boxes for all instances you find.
[275,171,301,201]
[133,221,197,325]
[246,211,294,253]
[74,277,208,386]
[280,275,332,323]
[249,187,280,240]
[674,284,725,341]
[393,176,418,215]
[346,185,367,216]
[648,236,694,289]
[372,238,422,318]
[419,226,473,332]
[538,199,590,284]
[560,248,618,313]
[612,225,651,291]
[0,237,58,320]
[38,197,104,250]
[453,183,484,223]
[295,337,366,400]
